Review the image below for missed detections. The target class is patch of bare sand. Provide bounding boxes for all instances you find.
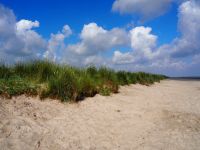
[0,80,200,150]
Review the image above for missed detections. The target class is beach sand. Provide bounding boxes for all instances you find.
[0,79,200,150]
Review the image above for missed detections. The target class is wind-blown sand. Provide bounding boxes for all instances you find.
[0,80,200,150]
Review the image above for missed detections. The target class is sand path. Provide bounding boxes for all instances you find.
[0,80,200,150]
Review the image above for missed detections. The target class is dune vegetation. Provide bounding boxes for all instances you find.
[0,60,167,102]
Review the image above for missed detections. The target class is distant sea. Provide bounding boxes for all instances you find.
[170,77,200,81]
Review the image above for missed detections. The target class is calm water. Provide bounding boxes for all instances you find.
[170,77,200,81]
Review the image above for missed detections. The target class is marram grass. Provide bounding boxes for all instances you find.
[0,60,167,102]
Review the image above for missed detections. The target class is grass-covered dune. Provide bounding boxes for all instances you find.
[0,60,167,102]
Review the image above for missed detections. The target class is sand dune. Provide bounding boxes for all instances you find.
[0,80,200,150]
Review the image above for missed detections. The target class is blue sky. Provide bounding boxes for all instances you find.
[1,0,178,43]
[0,0,200,76]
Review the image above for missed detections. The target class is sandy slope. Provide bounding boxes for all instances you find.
[0,80,200,150]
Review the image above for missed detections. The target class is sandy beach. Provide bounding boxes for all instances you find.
[0,79,200,150]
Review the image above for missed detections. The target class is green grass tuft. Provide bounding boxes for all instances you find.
[0,76,38,98]
[0,60,167,101]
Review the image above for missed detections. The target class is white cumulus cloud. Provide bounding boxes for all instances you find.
[62,23,129,66]
[112,0,200,76]
[171,0,200,57]
[112,0,172,20]
[67,23,129,56]
[112,51,134,65]
[130,26,157,59]
[113,26,158,65]
[0,4,46,63]
[44,25,72,61]
[16,19,39,31]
